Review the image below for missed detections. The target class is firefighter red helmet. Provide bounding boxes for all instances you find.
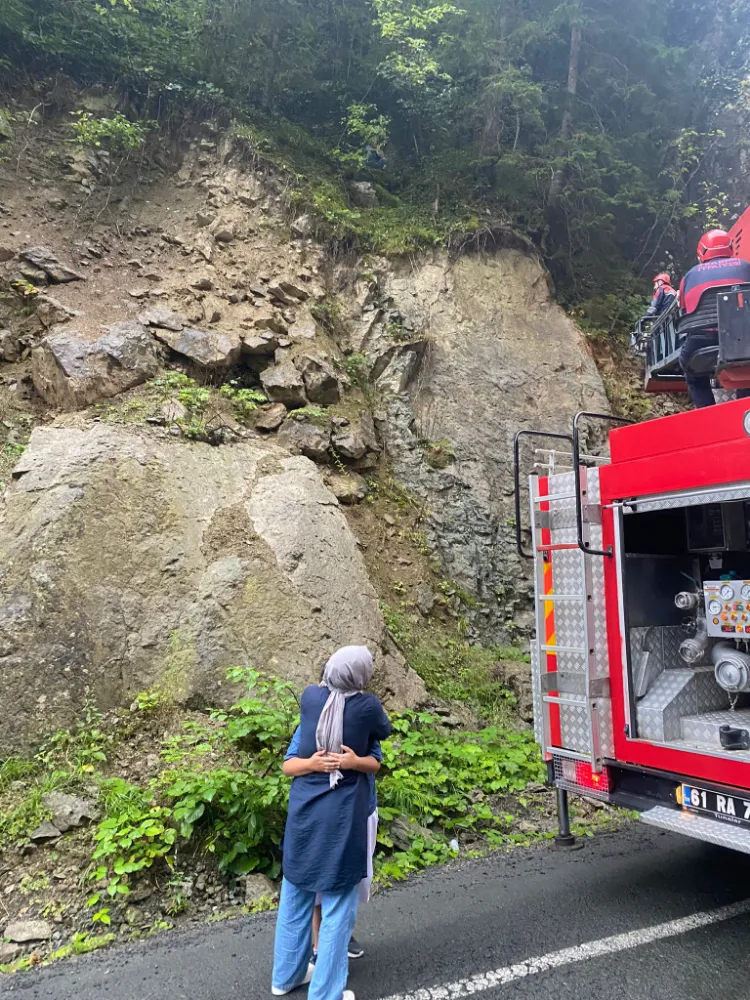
[653,272,672,286]
[697,229,732,262]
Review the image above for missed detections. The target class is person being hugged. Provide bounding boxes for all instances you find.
[272,646,391,1000]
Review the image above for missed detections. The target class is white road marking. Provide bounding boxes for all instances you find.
[376,898,750,1000]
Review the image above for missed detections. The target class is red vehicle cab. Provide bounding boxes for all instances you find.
[514,403,750,852]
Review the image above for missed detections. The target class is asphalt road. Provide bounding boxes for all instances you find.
[6,824,750,1000]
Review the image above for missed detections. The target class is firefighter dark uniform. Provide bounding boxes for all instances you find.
[644,273,677,319]
[679,230,750,408]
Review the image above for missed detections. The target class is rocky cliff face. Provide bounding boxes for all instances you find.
[0,100,608,750]
[340,251,608,638]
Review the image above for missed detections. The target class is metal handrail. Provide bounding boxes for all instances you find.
[513,429,573,559]
[572,411,632,556]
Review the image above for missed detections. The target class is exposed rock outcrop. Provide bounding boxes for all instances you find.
[277,415,331,460]
[0,426,424,753]
[152,326,242,368]
[22,246,85,284]
[31,321,164,409]
[260,362,307,408]
[345,249,609,638]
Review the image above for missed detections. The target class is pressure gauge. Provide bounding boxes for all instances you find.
[709,599,722,615]
[721,584,735,601]
[741,584,750,600]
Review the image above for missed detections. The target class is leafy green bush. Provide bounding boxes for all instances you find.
[218,382,266,420]
[70,111,149,152]
[151,373,266,440]
[161,768,286,876]
[90,789,177,899]
[212,667,299,757]
[4,663,543,901]
[380,712,543,825]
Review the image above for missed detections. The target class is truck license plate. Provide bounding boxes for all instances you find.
[681,784,750,826]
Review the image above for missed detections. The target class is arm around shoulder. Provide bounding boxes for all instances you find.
[366,694,392,740]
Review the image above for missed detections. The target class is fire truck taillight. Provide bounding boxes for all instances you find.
[557,758,611,798]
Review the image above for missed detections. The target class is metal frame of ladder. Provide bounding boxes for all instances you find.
[530,467,602,769]
[514,412,632,773]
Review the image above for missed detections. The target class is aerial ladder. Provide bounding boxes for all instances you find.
[632,206,750,397]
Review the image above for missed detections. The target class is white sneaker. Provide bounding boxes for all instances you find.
[343,992,355,1000]
[272,963,314,995]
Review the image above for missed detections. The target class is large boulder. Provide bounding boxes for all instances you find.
[35,295,79,329]
[22,246,84,284]
[260,363,307,408]
[0,426,425,753]
[31,322,164,410]
[0,328,20,362]
[296,354,342,405]
[331,412,380,461]
[138,306,185,333]
[152,326,242,369]
[277,416,331,461]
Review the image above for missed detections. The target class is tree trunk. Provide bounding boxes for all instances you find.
[548,19,582,204]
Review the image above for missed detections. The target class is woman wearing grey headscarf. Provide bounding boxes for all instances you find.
[272,646,391,1000]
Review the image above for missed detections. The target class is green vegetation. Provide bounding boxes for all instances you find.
[376,713,544,880]
[0,932,116,974]
[2,0,748,315]
[70,111,149,152]
[151,372,266,440]
[0,659,550,911]
[380,599,523,727]
[420,438,455,469]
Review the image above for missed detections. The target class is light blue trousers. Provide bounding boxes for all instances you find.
[272,877,360,1000]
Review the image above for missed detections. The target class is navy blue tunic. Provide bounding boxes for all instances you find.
[282,686,391,892]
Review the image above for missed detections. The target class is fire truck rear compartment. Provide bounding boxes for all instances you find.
[623,498,750,761]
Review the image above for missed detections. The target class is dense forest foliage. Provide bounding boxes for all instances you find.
[2,0,750,319]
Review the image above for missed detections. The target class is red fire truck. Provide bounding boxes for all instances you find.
[513,212,750,853]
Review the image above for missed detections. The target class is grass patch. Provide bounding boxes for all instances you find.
[231,116,481,256]
[380,599,524,728]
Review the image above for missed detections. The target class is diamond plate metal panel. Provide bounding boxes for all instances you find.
[597,697,615,757]
[638,668,696,708]
[693,669,731,709]
[627,484,750,513]
[586,469,614,758]
[641,805,750,854]
[539,467,614,764]
[679,707,750,744]
[530,642,543,746]
[663,626,689,670]
[560,702,590,753]
[638,706,668,742]
[636,667,728,742]
[628,625,688,685]
[554,599,586,649]
[636,669,694,740]
[714,388,736,404]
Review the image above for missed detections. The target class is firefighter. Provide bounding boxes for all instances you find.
[644,272,677,319]
[678,229,750,407]
[365,144,386,170]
